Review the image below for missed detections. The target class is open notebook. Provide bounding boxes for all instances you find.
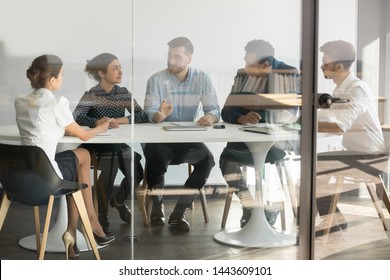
[163,122,208,131]
[239,123,300,135]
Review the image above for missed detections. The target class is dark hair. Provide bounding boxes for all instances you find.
[245,39,275,64]
[26,54,63,89]
[320,40,356,70]
[85,53,118,81]
[167,37,194,55]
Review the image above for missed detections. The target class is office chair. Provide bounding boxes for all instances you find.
[316,152,390,242]
[0,143,100,260]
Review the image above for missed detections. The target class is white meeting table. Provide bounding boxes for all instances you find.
[0,122,298,249]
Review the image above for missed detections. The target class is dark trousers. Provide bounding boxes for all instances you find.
[143,142,215,213]
[80,143,143,215]
[219,144,286,193]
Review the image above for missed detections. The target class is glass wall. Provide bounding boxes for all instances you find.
[132,0,302,259]
[0,0,306,260]
[4,0,388,261]
[314,0,390,259]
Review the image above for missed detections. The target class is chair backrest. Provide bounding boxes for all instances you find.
[0,143,82,206]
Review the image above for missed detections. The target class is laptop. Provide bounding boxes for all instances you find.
[239,123,300,135]
[163,122,208,131]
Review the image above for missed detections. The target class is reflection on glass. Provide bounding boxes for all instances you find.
[315,38,389,259]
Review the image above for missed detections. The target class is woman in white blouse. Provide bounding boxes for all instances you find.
[14,54,114,259]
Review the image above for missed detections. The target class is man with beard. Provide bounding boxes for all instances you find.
[143,37,220,231]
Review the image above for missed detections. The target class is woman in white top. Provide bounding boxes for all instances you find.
[14,54,114,259]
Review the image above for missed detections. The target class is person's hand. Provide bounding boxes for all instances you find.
[153,100,174,123]
[159,100,173,118]
[95,119,110,133]
[96,117,119,129]
[237,111,262,124]
[197,113,217,126]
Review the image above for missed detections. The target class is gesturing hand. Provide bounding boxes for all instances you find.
[159,100,173,118]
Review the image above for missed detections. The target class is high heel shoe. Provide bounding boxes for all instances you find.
[73,244,80,258]
[62,231,78,260]
[93,231,115,246]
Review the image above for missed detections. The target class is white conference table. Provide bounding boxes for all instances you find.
[0,122,298,249]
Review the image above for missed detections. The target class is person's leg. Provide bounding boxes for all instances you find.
[219,151,254,228]
[72,148,115,244]
[79,144,119,235]
[110,146,143,224]
[315,153,351,235]
[115,146,143,204]
[168,143,215,231]
[218,144,282,228]
[143,143,174,225]
[55,151,80,258]
[95,150,119,234]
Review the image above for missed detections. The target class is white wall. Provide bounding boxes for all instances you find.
[317,0,357,94]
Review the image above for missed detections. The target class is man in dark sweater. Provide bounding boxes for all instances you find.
[219,39,301,228]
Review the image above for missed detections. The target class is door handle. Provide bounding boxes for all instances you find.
[317,93,350,108]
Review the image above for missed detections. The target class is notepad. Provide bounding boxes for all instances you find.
[239,123,300,135]
[162,122,207,131]
[97,131,111,136]
[163,125,207,131]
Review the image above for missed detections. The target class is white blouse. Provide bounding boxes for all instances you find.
[15,88,75,177]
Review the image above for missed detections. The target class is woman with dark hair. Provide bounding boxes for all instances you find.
[14,54,114,260]
[73,53,148,235]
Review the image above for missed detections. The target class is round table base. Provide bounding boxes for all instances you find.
[214,208,296,248]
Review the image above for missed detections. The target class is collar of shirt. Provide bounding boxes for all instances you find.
[93,84,119,96]
[33,87,55,98]
[335,72,355,93]
[167,67,193,83]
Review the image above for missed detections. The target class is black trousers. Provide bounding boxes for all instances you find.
[143,143,215,212]
[80,143,143,214]
[219,143,286,193]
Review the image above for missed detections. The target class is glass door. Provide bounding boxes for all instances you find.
[314,0,390,259]
[132,0,305,260]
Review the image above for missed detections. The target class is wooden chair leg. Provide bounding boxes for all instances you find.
[199,188,209,223]
[72,191,101,260]
[378,175,390,215]
[38,195,54,260]
[136,186,149,226]
[0,193,11,231]
[140,169,151,226]
[322,176,342,243]
[145,192,153,222]
[34,206,41,255]
[188,165,195,210]
[281,159,298,217]
[367,182,389,231]
[221,189,234,229]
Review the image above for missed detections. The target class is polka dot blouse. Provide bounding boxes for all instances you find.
[73,85,149,127]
